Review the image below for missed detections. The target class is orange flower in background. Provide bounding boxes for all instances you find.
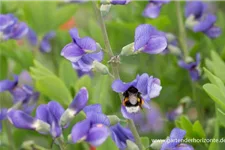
[59,17,76,30]
[89,145,96,150]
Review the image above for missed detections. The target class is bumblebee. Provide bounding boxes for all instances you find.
[122,86,144,113]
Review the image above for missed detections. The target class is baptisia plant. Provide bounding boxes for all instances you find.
[178,53,201,81]
[27,29,56,53]
[0,74,39,114]
[143,0,170,19]
[185,1,221,38]
[0,13,28,41]
[8,87,88,138]
[61,28,109,75]
[120,24,167,56]
[112,73,162,119]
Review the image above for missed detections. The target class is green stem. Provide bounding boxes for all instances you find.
[56,138,66,150]
[191,81,204,124]
[5,121,16,150]
[175,1,188,59]
[127,119,143,150]
[92,2,142,150]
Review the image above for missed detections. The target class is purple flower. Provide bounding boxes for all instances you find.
[166,105,183,121]
[162,33,180,55]
[61,28,103,72]
[112,73,162,118]
[71,104,110,147]
[161,128,194,150]
[27,28,38,46]
[39,31,56,53]
[143,0,170,19]
[8,88,89,138]
[134,24,167,54]
[110,0,130,5]
[0,14,28,40]
[178,53,201,81]
[185,1,221,38]
[0,74,39,114]
[0,108,7,132]
[110,123,135,150]
[133,103,164,133]
[7,109,50,133]
[0,75,18,92]
[60,88,89,126]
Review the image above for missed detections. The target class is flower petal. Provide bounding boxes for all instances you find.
[86,125,110,146]
[36,104,49,124]
[0,108,8,120]
[185,1,206,18]
[0,75,18,92]
[83,104,102,114]
[7,109,36,130]
[69,87,88,114]
[112,79,136,93]
[148,77,162,99]
[142,3,162,19]
[71,119,91,143]
[11,22,28,39]
[134,24,156,50]
[61,43,85,62]
[176,144,194,150]
[136,73,149,95]
[69,28,79,42]
[76,37,97,51]
[161,128,186,150]
[48,101,65,123]
[204,26,221,38]
[142,35,167,54]
[27,28,37,46]
[87,112,110,126]
[193,14,216,32]
[189,69,200,81]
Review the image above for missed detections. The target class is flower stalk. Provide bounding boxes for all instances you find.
[176,1,204,124]
[175,1,188,59]
[92,2,143,150]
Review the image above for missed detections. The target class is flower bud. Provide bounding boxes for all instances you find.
[107,115,120,126]
[100,4,111,16]
[60,108,76,127]
[92,60,109,75]
[150,139,165,150]
[126,140,139,150]
[120,43,135,56]
[167,45,181,56]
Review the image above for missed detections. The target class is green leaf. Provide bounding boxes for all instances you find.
[192,121,206,138]
[52,5,77,29]
[59,60,78,89]
[141,137,149,149]
[179,116,193,138]
[217,108,225,128]
[203,68,225,92]
[203,83,225,110]
[35,76,72,105]
[74,75,91,92]
[210,51,225,82]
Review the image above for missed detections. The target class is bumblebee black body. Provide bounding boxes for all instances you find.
[122,86,144,112]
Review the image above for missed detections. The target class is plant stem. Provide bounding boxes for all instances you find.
[92,2,142,150]
[191,81,204,124]
[5,121,16,150]
[56,138,66,150]
[127,119,143,150]
[175,1,188,59]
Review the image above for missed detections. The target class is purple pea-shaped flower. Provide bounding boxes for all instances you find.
[112,73,162,118]
[134,24,167,54]
[178,53,201,81]
[161,128,194,150]
[185,1,221,38]
[61,28,103,72]
[143,0,170,19]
